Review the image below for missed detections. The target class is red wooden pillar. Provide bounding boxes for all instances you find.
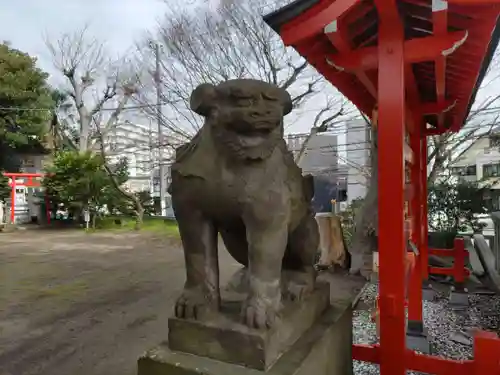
[453,238,466,284]
[473,331,500,374]
[10,178,16,224]
[377,7,407,375]
[420,136,429,280]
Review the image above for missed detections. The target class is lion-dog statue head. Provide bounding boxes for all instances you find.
[190,79,293,161]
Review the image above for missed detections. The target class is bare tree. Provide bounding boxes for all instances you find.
[294,98,348,165]
[427,55,500,183]
[347,111,378,278]
[45,27,147,226]
[92,86,146,229]
[45,26,138,152]
[135,0,350,145]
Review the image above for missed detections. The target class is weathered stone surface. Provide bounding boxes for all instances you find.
[464,236,485,277]
[315,213,348,269]
[138,301,353,375]
[168,281,330,370]
[169,79,320,330]
[473,234,500,293]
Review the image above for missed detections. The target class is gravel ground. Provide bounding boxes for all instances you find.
[352,283,500,374]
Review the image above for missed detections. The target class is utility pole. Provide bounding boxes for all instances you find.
[154,42,167,216]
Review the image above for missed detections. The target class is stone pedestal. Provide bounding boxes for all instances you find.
[138,276,353,375]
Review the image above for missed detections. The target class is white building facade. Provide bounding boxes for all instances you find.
[346,119,371,204]
[451,133,500,181]
[450,130,500,211]
[104,120,174,194]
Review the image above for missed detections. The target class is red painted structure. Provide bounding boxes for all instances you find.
[3,172,50,224]
[429,237,469,281]
[264,1,500,374]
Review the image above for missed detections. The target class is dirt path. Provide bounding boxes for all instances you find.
[0,229,365,375]
[0,230,240,375]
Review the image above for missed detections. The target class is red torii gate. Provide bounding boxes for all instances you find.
[264,1,500,375]
[3,172,51,224]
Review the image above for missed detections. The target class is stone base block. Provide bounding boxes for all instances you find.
[422,284,436,301]
[406,320,431,354]
[449,290,469,308]
[168,282,330,370]
[138,304,353,375]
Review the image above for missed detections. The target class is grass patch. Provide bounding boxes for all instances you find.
[93,216,179,236]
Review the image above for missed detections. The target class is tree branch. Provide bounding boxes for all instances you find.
[136,0,341,146]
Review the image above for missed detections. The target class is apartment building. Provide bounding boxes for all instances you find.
[104,120,174,193]
[450,128,500,210]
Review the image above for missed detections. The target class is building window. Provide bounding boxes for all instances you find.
[451,165,477,176]
[483,163,500,178]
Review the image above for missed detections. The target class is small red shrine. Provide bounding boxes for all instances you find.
[3,172,50,225]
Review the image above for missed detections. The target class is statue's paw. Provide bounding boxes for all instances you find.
[241,296,279,330]
[175,287,218,320]
[284,280,314,302]
[282,269,315,301]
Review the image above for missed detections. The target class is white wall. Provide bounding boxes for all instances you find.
[286,133,339,175]
[299,134,338,175]
[346,119,370,203]
[104,121,175,193]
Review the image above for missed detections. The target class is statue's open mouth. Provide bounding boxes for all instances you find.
[238,127,272,136]
[235,126,274,148]
[222,119,279,150]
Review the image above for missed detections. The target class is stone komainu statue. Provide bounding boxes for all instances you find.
[169,79,319,329]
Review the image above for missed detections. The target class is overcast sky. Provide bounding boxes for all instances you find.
[0,0,169,82]
[1,0,497,140]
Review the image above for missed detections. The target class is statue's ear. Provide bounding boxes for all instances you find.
[281,89,293,116]
[190,83,217,116]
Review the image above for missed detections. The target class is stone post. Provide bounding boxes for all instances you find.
[490,212,500,271]
[315,213,348,269]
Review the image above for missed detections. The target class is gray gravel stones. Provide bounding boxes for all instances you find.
[352,282,500,374]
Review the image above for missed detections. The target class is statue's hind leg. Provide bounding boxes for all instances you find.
[283,213,319,301]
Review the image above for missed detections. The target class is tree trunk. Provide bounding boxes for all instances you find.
[349,125,378,279]
[427,154,445,185]
[134,202,144,230]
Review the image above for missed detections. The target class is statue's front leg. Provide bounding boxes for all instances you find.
[242,215,288,329]
[173,200,220,320]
